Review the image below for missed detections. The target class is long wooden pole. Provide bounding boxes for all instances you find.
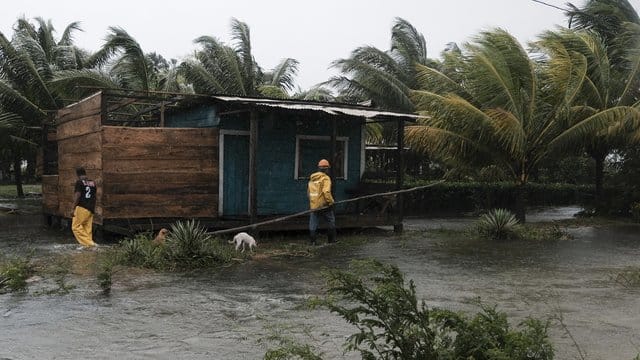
[210,181,443,236]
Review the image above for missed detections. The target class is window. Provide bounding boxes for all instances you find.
[295,135,348,179]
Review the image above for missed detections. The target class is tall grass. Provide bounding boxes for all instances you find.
[0,256,33,293]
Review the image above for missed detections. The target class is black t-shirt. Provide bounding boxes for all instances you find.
[74,179,97,212]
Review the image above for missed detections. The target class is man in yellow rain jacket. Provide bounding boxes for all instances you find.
[307,159,336,245]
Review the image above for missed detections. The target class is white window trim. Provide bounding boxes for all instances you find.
[295,134,349,180]
[218,130,250,216]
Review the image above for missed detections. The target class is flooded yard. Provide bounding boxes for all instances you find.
[1,206,639,359]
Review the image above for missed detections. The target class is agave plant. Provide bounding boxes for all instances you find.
[476,208,520,240]
[165,220,234,269]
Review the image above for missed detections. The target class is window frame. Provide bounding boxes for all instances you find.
[294,135,349,180]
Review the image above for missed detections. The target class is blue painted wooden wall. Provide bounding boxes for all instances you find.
[168,106,363,216]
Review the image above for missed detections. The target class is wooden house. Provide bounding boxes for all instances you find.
[41,90,416,234]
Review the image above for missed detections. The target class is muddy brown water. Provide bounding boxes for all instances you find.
[1,204,639,359]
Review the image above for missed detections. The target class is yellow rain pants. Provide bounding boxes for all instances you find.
[72,206,96,247]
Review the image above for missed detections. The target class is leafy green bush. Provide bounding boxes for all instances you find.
[118,233,164,268]
[307,260,554,360]
[0,256,33,293]
[359,181,593,215]
[264,341,323,360]
[106,220,236,272]
[476,208,520,240]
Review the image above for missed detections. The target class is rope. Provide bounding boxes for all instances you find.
[210,180,444,236]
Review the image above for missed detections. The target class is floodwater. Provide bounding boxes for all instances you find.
[1,203,640,360]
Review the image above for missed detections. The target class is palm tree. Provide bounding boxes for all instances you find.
[180,18,299,97]
[535,28,640,205]
[0,18,83,195]
[566,0,640,66]
[405,29,638,221]
[329,17,437,145]
[51,27,187,98]
[329,17,434,113]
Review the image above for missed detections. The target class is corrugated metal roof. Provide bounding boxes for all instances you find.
[212,96,420,121]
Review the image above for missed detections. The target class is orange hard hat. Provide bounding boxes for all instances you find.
[318,159,330,168]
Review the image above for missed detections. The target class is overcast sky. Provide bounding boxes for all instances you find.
[1,0,638,90]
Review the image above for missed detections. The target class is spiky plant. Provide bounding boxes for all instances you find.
[165,220,234,269]
[0,256,33,293]
[476,208,520,240]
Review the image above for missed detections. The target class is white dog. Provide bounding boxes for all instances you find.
[229,232,257,252]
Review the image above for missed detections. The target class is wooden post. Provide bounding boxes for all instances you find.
[159,101,165,127]
[330,116,337,179]
[249,110,259,225]
[394,119,405,233]
[100,91,107,125]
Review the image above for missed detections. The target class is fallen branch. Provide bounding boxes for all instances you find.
[210,181,444,236]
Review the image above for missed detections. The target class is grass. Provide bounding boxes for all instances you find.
[0,255,34,293]
[0,184,41,198]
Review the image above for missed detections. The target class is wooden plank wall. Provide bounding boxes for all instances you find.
[55,93,104,223]
[101,126,219,219]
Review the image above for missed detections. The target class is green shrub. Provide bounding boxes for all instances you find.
[306,260,554,360]
[264,342,323,360]
[359,181,593,215]
[96,250,122,295]
[164,220,235,270]
[108,220,236,272]
[476,208,520,240]
[119,233,165,269]
[0,256,33,293]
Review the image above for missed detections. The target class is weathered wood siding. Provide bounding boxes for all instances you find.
[55,93,104,223]
[101,126,219,219]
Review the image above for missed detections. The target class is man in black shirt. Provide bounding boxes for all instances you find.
[72,167,98,248]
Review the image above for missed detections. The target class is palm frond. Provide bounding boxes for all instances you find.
[550,106,639,149]
[230,18,255,95]
[50,69,120,99]
[0,79,47,121]
[267,58,299,91]
[390,17,428,67]
[102,26,151,91]
[59,21,82,46]
[0,31,57,109]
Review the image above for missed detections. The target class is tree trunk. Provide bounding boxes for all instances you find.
[514,183,527,223]
[13,153,24,198]
[593,152,605,212]
[25,150,37,183]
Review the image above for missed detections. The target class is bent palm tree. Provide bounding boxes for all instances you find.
[405,29,637,221]
[180,18,299,97]
[329,17,433,112]
[535,28,640,204]
[329,17,437,144]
